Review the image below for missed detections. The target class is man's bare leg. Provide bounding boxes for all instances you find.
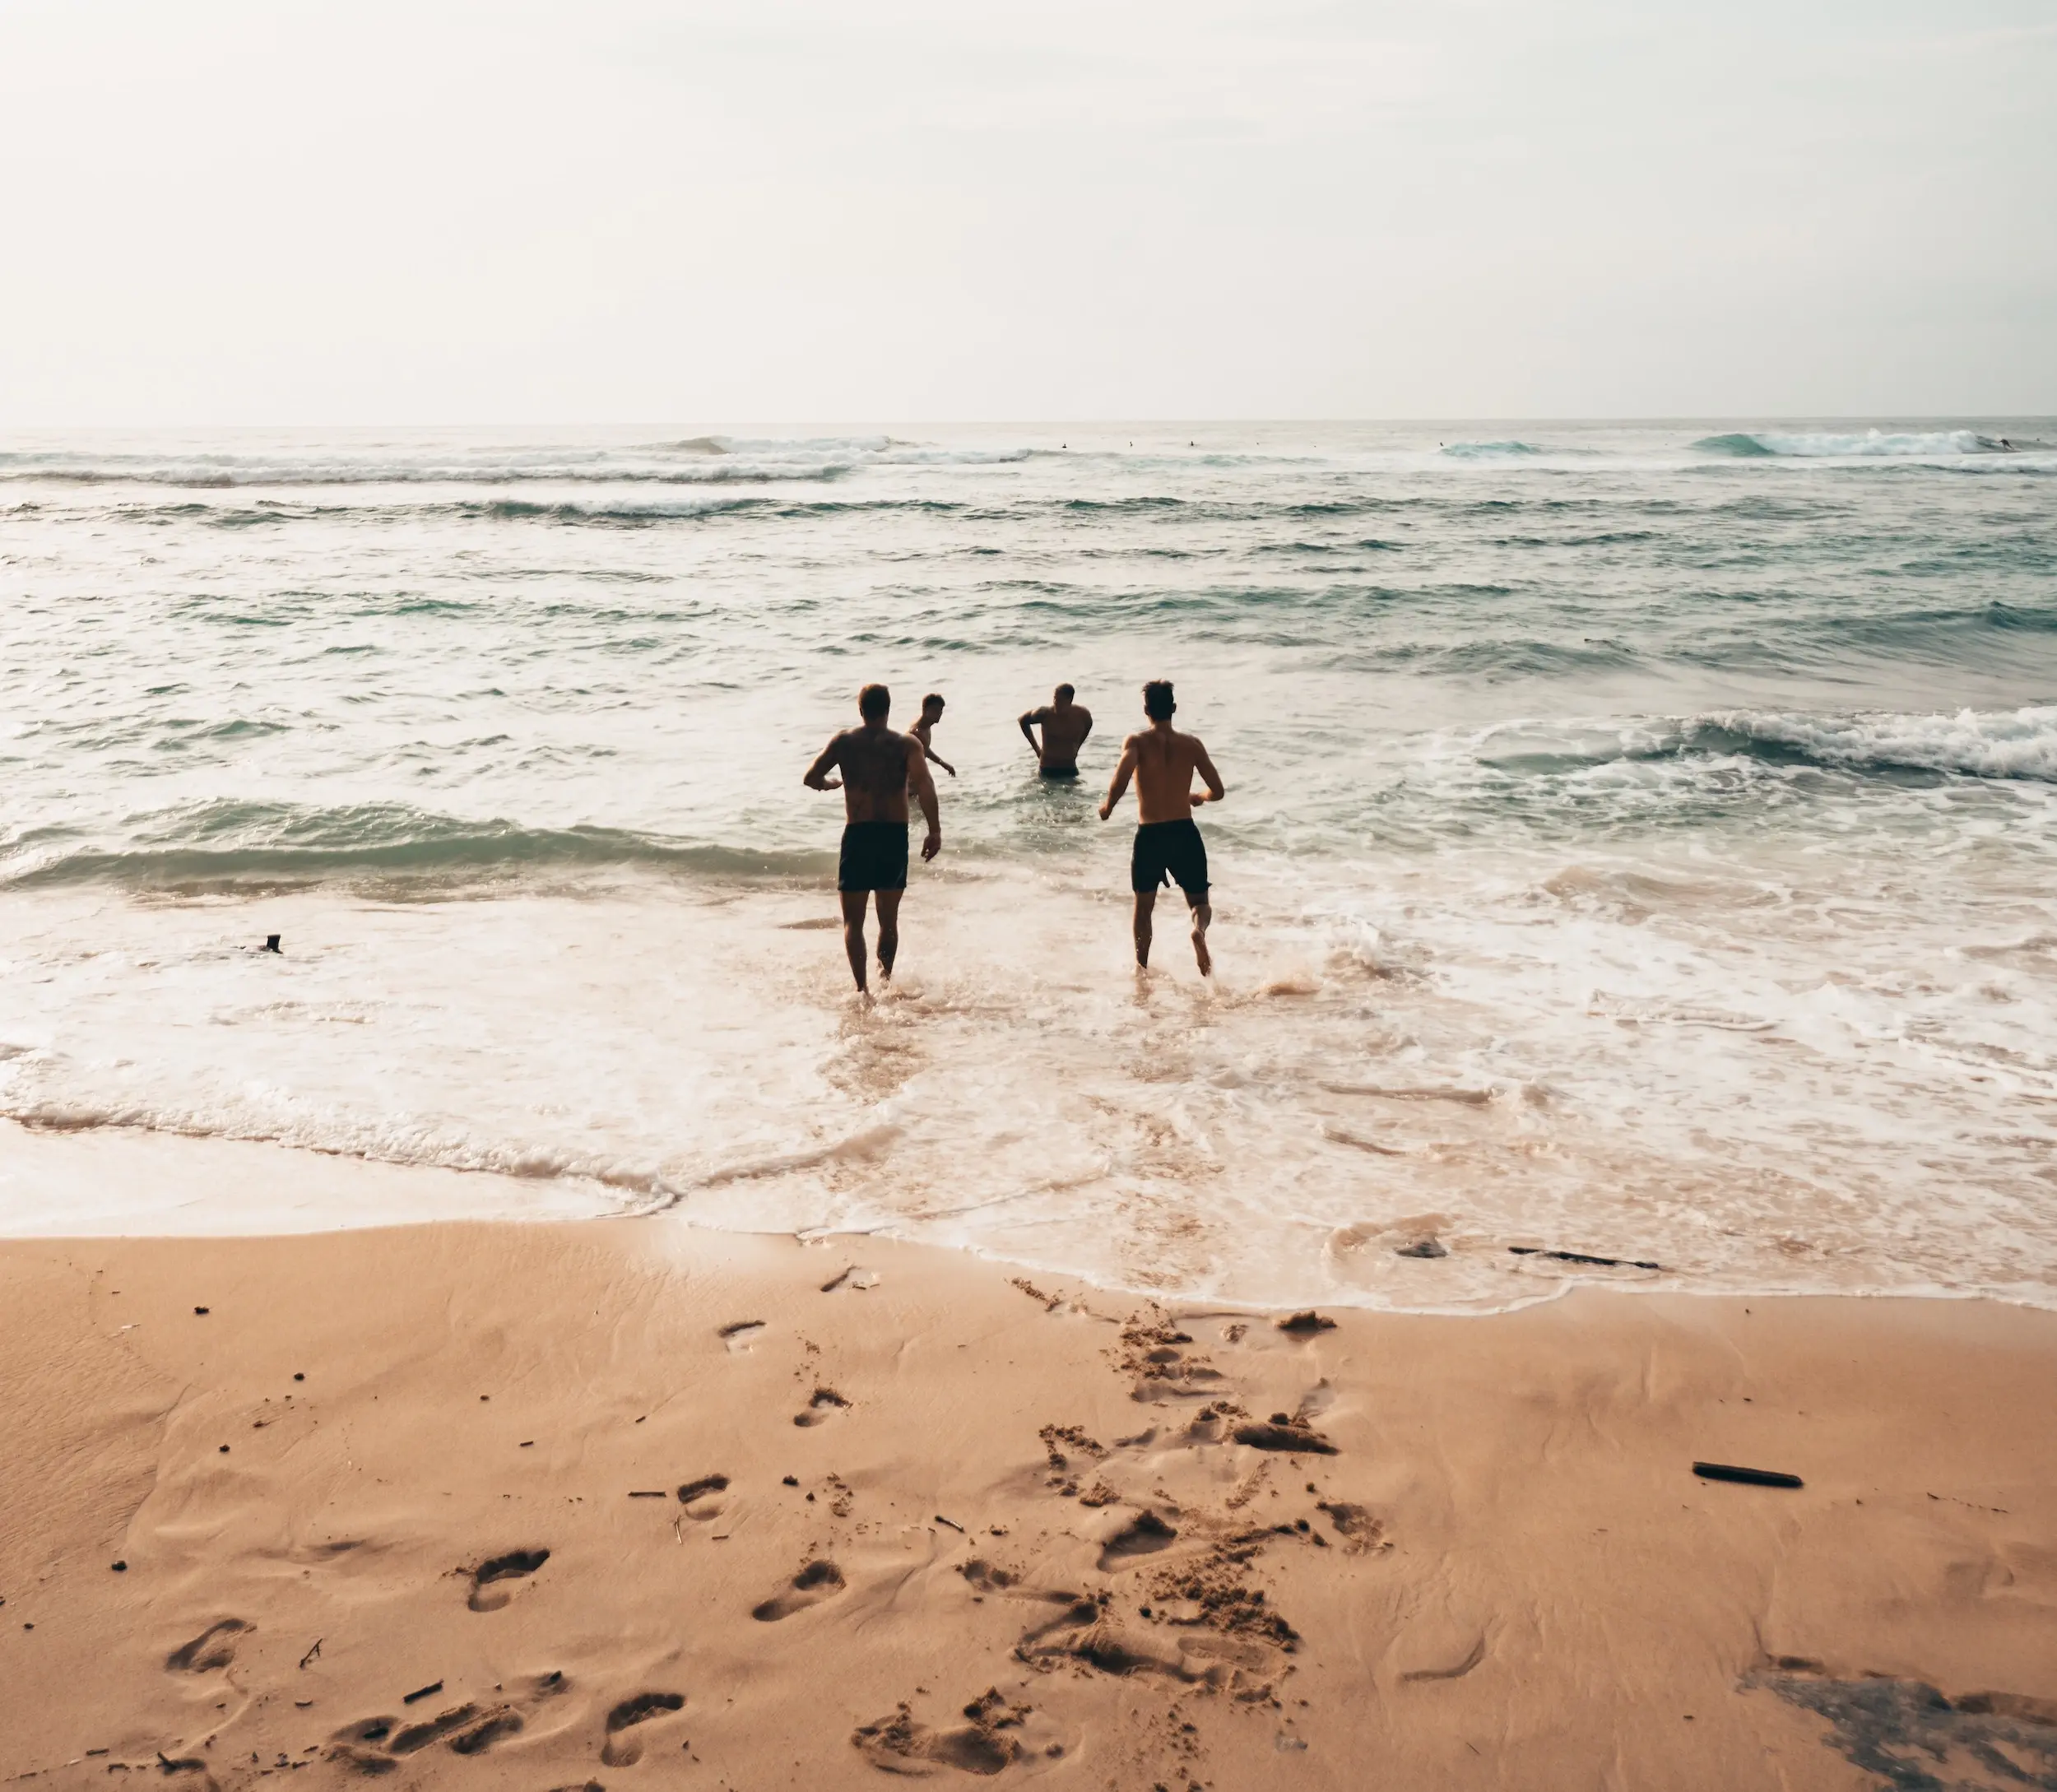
[840,890,871,992]
[875,888,903,982]
[1132,889,1155,968]
[1188,896,1213,977]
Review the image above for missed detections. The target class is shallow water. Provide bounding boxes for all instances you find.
[2,420,2053,1307]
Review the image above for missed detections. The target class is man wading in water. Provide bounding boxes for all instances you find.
[805,684,942,993]
[1098,680,1225,974]
[1019,683,1094,778]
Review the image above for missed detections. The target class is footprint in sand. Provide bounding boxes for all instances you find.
[852,1690,1042,1776]
[1018,1599,1289,1698]
[719,1320,766,1354]
[1316,1500,1386,1554]
[958,1559,1019,1594]
[1097,1511,1179,1571]
[676,1474,730,1520]
[601,1692,685,1766]
[792,1386,849,1428]
[165,1618,251,1673]
[467,1548,550,1612]
[1232,1416,1339,1455]
[330,1701,526,1771]
[753,1558,846,1622]
[819,1265,882,1293]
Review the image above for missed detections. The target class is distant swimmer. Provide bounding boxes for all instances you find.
[804,684,941,994]
[1019,683,1094,778]
[1098,680,1224,976]
[909,692,956,780]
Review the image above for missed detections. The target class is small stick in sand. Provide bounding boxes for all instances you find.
[1692,1461,1803,1489]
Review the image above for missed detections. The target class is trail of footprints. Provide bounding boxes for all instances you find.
[139,1298,1355,1784]
[849,1298,1363,1780]
[136,1296,2055,1788]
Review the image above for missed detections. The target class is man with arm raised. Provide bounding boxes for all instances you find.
[805,683,941,993]
[1098,679,1224,975]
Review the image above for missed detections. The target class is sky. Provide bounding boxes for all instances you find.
[2,0,2052,423]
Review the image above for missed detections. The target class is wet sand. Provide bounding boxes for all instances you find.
[2,1216,2055,1790]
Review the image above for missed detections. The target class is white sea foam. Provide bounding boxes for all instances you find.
[1695,428,2001,458]
[1438,439,1544,459]
[1709,705,2057,782]
[1,833,2052,1312]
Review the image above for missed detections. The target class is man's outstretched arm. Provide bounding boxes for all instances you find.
[1098,739,1138,820]
[908,740,943,859]
[804,736,843,790]
[1192,740,1225,805]
[922,740,956,777]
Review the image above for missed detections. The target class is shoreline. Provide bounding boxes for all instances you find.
[3,1214,2054,1789]
[7,1118,2057,1321]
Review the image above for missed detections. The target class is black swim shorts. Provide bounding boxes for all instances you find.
[838,821,909,893]
[1131,818,1209,898]
[1038,764,1080,780]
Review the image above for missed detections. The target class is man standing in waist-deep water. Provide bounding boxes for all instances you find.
[1098,680,1225,975]
[805,684,941,993]
[1019,683,1094,778]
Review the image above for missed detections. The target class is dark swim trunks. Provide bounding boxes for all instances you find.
[838,822,909,893]
[1038,765,1080,780]
[1131,818,1209,898]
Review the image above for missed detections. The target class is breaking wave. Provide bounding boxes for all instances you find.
[1,802,832,893]
[1692,429,2014,459]
[1688,704,2057,782]
[1467,705,2057,787]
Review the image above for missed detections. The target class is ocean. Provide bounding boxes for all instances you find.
[2,420,2053,1311]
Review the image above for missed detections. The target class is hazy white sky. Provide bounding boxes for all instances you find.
[2,1,2051,423]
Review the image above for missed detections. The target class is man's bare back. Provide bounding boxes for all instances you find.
[804,684,941,994]
[814,724,925,824]
[1118,725,1221,824]
[1098,680,1224,975]
[1019,684,1093,776]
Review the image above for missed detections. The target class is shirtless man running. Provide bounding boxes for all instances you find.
[1019,684,1094,778]
[805,683,942,993]
[1098,680,1225,974]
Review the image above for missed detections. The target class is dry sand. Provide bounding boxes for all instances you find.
[3,1215,2055,1791]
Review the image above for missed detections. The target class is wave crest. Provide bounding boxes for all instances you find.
[1,802,832,893]
[1692,705,2057,782]
[1693,429,2007,459]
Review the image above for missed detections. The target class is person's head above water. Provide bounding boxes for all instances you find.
[1142,680,1176,722]
[859,683,890,723]
[921,693,945,718]
[1055,683,1075,705]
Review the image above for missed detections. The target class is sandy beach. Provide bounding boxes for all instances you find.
[4,1189,2054,1790]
